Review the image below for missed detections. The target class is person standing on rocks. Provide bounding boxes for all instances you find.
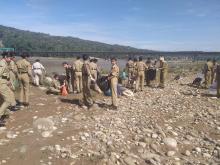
[203,59,213,89]
[63,62,74,93]
[158,56,168,88]
[126,57,134,88]
[9,52,18,91]
[216,64,220,98]
[145,57,153,87]
[108,57,119,110]
[0,52,16,126]
[73,56,83,93]
[89,58,98,81]
[135,56,147,92]
[211,59,217,84]
[32,59,46,87]
[16,52,32,107]
[82,54,94,108]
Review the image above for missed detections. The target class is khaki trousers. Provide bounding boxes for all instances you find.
[111,77,118,107]
[18,73,30,103]
[0,82,16,117]
[204,71,211,88]
[159,71,167,88]
[136,71,145,91]
[75,72,83,93]
[82,76,93,106]
[217,75,220,97]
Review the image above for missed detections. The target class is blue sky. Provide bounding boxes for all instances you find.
[0,0,220,51]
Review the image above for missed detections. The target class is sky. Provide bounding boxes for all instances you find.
[0,0,220,51]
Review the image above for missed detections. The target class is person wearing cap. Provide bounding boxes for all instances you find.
[32,59,45,86]
[62,62,74,93]
[126,57,134,88]
[158,56,168,88]
[73,56,83,93]
[16,52,32,107]
[0,52,16,126]
[203,59,213,89]
[135,56,147,92]
[82,54,94,108]
[108,57,120,110]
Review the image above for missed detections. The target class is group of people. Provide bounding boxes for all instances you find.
[203,59,220,96]
[125,56,168,91]
[0,52,32,126]
[1,51,220,127]
[0,52,121,126]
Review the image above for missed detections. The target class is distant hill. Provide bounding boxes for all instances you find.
[0,25,153,52]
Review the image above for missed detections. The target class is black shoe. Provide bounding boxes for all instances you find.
[1,114,9,120]
[111,105,118,110]
[23,102,30,107]
[10,106,20,111]
[0,118,6,127]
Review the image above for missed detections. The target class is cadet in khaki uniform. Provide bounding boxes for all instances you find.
[82,55,94,107]
[47,74,61,95]
[9,52,18,91]
[108,57,119,110]
[145,58,152,86]
[135,56,147,92]
[89,59,98,81]
[126,58,134,87]
[73,56,83,93]
[0,52,16,125]
[16,53,32,106]
[216,64,220,98]
[211,59,217,84]
[158,57,168,88]
[203,59,213,89]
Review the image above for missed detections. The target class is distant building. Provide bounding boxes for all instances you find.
[0,40,3,48]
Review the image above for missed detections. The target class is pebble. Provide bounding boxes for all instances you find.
[167,151,176,157]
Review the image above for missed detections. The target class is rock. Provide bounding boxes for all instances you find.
[163,137,177,149]
[152,133,158,139]
[195,147,202,153]
[33,118,55,132]
[19,145,28,153]
[167,151,175,157]
[203,153,211,158]
[1,160,7,163]
[6,131,17,139]
[124,156,137,165]
[41,131,52,138]
[185,150,191,156]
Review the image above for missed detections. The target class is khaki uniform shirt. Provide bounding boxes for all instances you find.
[204,61,213,73]
[52,79,61,89]
[82,60,92,77]
[126,60,134,71]
[136,61,147,72]
[9,60,18,74]
[73,59,83,72]
[0,59,10,84]
[16,59,32,76]
[89,62,98,71]
[159,62,168,73]
[110,64,119,78]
